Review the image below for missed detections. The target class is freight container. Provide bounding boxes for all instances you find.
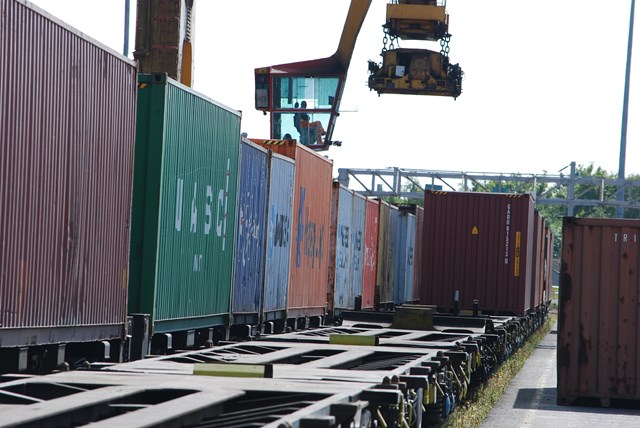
[327,184,365,317]
[0,0,137,371]
[413,206,425,303]
[376,200,392,309]
[542,222,554,305]
[351,192,367,310]
[328,183,354,317]
[252,140,333,325]
[262,152,295,332]
[362,198,380,310]
[395,207,416,305]
[129,74,241,350]
[529,211,544,311]
[388,205,399,306]
[421,191,535,316]
[231,140,269,328]
[558,217,640,406]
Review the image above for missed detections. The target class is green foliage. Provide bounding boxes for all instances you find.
[382,177,424,207]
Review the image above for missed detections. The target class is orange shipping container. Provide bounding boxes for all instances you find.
[252,140,333,321]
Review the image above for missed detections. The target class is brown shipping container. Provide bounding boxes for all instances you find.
[253,140,333,319]
[558,217,640,406]
[0,0,137,346]
[421,191,535,316]
[362,198,379,310]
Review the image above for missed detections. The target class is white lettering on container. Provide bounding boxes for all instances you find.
[190,182,198,233]
[175,178,184,231]
[204,185,212,235]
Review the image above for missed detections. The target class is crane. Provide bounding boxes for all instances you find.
[133,1,463,151]
[254,0,463,151]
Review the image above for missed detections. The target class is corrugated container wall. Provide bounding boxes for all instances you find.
[350,193,367,309]
[530,211,544,311]
[387,205,399,305]
[558,217,640,406]
[362,198,380,310]
[329,184,354,315]
[129,74,241,333]
[542,223,553,304]
[421,191,535,316]
[413,206,425,303]
[253,141,333,319]
[376,200,392,308]
[0,0,137,346]
[262,152,295,322]
[232,140,269,324]
[396,210,416,305]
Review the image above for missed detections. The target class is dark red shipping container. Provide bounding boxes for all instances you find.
[361,198,379,310]
[0,0,137,347]
[529,211,544,311]
[558,217,640,406]
[420,191,535,316]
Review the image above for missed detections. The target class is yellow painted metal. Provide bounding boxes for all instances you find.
[386,4,448,41]
[391,305,435,331]
[193,363,273,378]
[329,334,379,346]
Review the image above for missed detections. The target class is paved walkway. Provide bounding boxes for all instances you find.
[479,320,640,428]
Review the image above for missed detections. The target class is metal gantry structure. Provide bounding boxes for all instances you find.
[337,162,640,216]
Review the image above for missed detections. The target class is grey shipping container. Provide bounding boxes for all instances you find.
[328,183,354,316]
[558,217,640,406]
[396,210,416,305]
[232,140,269,325]
[129,73,241,337]
[1,0,137,347]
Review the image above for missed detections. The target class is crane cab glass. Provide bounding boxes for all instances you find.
[256,68,341,150]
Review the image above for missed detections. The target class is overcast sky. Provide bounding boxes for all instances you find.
[29,0,639,178]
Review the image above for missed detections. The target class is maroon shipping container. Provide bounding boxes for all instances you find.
[529,211,544,311]
[252,140,333,320]
[421,191,535,316]
[542,222,553,304]
[558,217,640,406]
[361,198,379,310]
[0,0,137,347]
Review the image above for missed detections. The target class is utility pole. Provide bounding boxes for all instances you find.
[617,0,635,218]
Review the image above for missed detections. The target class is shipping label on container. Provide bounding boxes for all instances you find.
[174,159,232,257]
[295,187,326,269]
[504,203,511,264]
[514,231,521,277]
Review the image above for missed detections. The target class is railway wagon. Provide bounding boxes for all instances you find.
[252,140,333,328]
[558,217,640,407]
[230,139,269,335]
[128,73,241,356]
[0,0,137,372]
[420,191,536,316]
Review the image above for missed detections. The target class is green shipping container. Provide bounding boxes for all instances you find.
[129,74,241,334]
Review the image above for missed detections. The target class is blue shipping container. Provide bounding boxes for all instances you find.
[262,152,295,323]
[386,205,399,305]
[332,184,355,313]
[232,140,269,324]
